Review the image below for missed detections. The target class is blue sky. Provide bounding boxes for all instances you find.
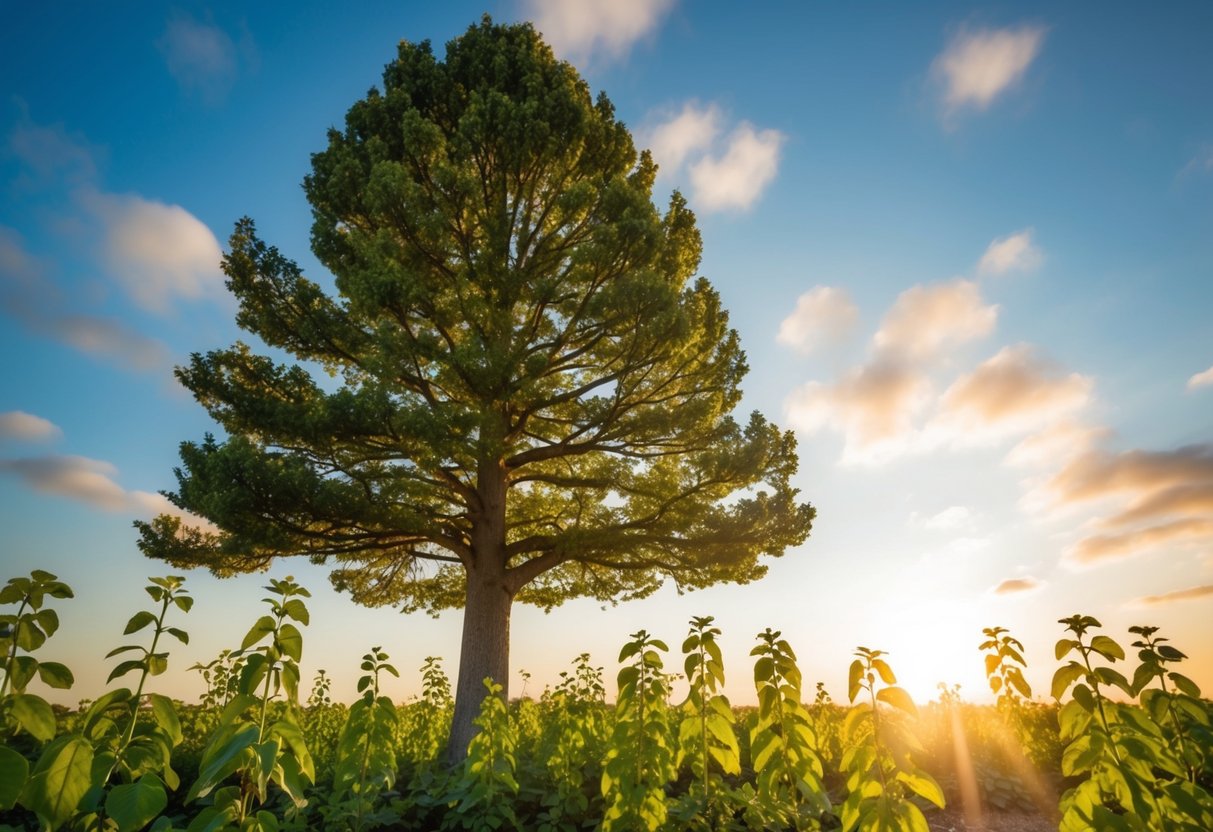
[2,1,1211,707]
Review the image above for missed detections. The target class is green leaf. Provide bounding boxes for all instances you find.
[277,623,303,663]
[896,768,945,809]
[1052,662,1084,700]
[106,774,168,832]
[109,658,146,684]
[21,734,94,830]
[241,615,276,651]
[189,723,259,801]
[847,659,863,703]
[1168,672,1201,697]
[9,692,57,741]
[870,658,896,685]
[36,661,75,690]
[876,685,917,717]
[124,610,158,635]
[0,745,29,810]
[1089,635,1125,661]
[1055,638,1079,660]
[281,598,309,625]
[149,693,183,747]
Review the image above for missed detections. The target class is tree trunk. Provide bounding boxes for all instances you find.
[444,568,514,763]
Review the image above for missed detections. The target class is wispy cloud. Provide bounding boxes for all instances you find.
[776,286,858,354]
[77,189,225,313]
[933,25,1046,115]
[1045,445,1213,565]
[911,505,976,531]
[7,108,97,186]
[642,104,785,212]
[0,226,171,372]
[0,452,215,530]
[977,229,1042,276]
[157,13,241,103]
[1179,145,1213,179]
[1187,365,1213,390]
[0,411,62,442]
[991,576,1042,595]
[1130,584,1213,607]
[525,0,676,67]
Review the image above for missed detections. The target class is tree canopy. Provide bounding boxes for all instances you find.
[137,16,814,758]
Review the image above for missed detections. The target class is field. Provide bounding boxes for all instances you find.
[2,571,1211,831]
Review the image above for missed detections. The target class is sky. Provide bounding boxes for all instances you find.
[1,1,1211,710]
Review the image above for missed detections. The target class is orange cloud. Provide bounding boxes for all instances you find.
[873,279,997,361]
[992,577,1041,594]
[1132,584,1213,607]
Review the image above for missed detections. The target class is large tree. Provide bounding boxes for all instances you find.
[138,17,815,760]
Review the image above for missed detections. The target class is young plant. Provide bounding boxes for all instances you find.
[739,628,828,831]
[398,656,453,765]
[190,649,246,711]
[673,616,740,829]
[534,653,607,832]
[0,570,74,814]
[185,576,315,830]
[326,647,400,831]
[307,670,332,710]
[980,626,1031,707]
[840,647,944,832]
[442,677,520,831]
[600,630,676,832]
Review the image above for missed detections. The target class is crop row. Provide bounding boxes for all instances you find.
[2,571,1211,831]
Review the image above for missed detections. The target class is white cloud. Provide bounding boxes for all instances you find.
[78,189,225,313]
[158,13,240,102]
[643,102,722,175]
[977,229,1042,276]
[0,412,62,442]
[0,452,216,531]
[776,286,858,354]
[912,505,976,531]
[1187,365,1213,390]
[688,123,785,212]
[873,279,997,361]
[933,25,1046,113]
[526,0,676,66]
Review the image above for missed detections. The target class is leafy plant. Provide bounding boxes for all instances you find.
[601,630,676,832]
[980,627,1031,707]
[671,616,740,830]
[739,627,827,831]
[0,570,75,813]
[441,678,519,831]
[840,647,944,832]
[533,653,607,832]
[1051,614,1213,830]
[184,576,315,831]
[324,647,400,831]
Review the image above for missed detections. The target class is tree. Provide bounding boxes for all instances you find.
[137,17,815,761]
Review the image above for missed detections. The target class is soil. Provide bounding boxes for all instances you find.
[925,808,1058,831]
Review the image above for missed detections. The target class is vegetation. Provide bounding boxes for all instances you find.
[3,569,1211,831]
[134,15,814,762]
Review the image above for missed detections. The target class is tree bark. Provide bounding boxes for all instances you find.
[444,566,513,764]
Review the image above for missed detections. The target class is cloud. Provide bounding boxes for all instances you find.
[1046,444,1213,565]
[1180,145,1213,179]
[1131,584,1213,607]
[0,226,172,372]
[688,123,785,212]
[935,344,1093,443]
[912,505,976,531]
[7,111,97,186]
[992,577,1042,595]
[776,286,859,354]
[786,358,930,465]
[933,25,1046,113]
[1005,420,1107,468]
[643,102,722,174]
[873,279,997,361]
[526,0,675,66]
[157,13,240,102]
[77,189,225,313]
[0,412,62,442]
[0,452,216,530]
[977,229,1042,276]
[1187,365,1213,390]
